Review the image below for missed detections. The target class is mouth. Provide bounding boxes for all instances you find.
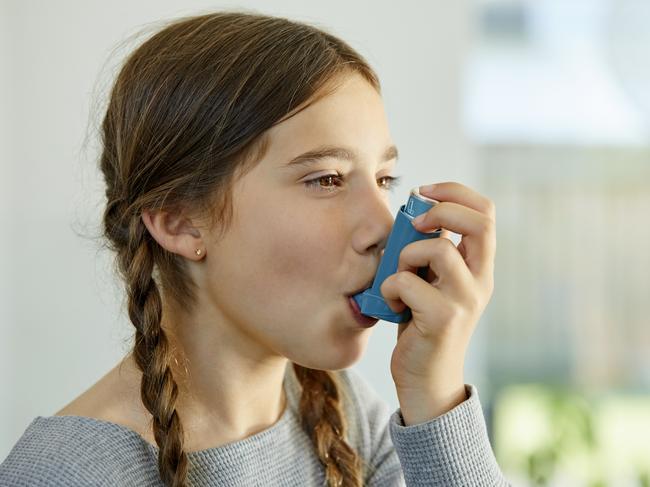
[346,294,379,327]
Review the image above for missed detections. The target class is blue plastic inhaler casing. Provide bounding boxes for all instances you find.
[352,187,441,323]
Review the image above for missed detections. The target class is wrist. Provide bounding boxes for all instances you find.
[396,381,467,426]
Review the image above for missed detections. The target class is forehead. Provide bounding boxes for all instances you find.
[261,74,392,167]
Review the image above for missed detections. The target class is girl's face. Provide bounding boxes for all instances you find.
[199,73,399,370]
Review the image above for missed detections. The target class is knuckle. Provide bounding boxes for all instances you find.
[480,215,495,234]
[484,198,496,221]
[470,281,491,314]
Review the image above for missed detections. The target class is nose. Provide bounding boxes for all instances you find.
[351,188,395,256]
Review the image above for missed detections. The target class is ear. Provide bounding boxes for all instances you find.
[141,208,207,260]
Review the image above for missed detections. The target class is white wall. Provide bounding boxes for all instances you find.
[1,0,13,453]
[1,0,480,459]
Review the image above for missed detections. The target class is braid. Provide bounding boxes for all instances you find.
[117,212,189,487]
[293,364,364,487]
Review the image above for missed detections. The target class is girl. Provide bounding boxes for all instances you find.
[0,10,508,487]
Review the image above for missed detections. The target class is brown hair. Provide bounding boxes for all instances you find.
[98,9,380,487]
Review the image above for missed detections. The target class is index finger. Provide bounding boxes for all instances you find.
[411,203,496,280]
[419,182,496,221]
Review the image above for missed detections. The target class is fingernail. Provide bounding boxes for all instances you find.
[411,214,425,227]
[419,184,436,193]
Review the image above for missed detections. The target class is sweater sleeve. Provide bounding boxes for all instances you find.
[388,384,511,486]
[342,369,511,486]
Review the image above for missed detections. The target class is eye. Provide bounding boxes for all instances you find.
[378,175,403,191]
[303,172,345,193]
[303,173,403,193]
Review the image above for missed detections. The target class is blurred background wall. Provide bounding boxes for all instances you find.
[466,1,650,484]
[1,1,649,485]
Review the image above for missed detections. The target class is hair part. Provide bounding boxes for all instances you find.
[99,9,380,487]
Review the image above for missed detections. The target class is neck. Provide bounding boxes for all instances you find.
[123,302,289,451]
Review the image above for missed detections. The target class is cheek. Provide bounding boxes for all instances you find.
[217,196,348,326]
[259,213,339,290]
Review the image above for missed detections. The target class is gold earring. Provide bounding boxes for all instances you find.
[195,248,202,256]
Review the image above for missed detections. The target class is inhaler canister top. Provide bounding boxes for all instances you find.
[404,187,438,217]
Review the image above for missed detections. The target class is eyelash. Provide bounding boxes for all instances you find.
[304,172,403,193]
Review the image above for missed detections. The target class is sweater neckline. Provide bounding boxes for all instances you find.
[35,366,301,460]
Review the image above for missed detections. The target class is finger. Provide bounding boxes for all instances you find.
[412,201,488,237]
[412,201,495,279]
[395,238,473,299]
[439,228,454,243]
[419,181,496,221]
[397,321,408,340]
[380,270,444,322]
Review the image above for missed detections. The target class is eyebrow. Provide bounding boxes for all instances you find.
[284,144,399,168]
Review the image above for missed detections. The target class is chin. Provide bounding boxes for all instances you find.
[293,340,368,372]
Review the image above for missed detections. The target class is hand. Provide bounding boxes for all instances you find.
[380,182,496,425]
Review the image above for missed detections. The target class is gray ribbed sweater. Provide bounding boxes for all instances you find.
[0,366,510,486]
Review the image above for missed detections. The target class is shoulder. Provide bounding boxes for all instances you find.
[53,355,156,444]
[0,415,161,486]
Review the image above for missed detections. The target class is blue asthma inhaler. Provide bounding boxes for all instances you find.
[352,187,442,323]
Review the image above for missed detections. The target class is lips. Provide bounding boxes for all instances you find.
[347,296,379,327]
